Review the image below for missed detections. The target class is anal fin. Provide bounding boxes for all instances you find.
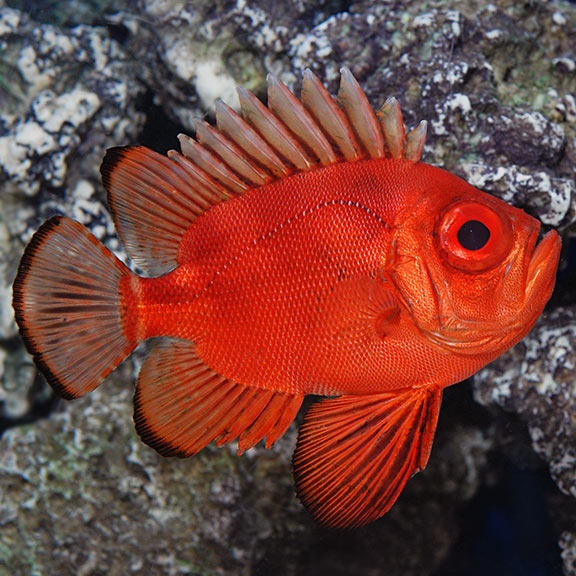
[293,386,442,528]
[133,339,303,457]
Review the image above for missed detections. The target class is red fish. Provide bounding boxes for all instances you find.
[12,68,561,528]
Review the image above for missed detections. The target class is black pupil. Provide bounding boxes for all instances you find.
[456,220,490,251]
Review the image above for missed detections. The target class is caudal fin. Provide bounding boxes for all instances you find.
[12,216,138,399]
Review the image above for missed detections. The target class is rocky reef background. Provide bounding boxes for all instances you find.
[0,0,575,574]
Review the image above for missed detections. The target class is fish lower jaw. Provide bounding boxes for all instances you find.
[424,326,507,356]
[526,230,562,298]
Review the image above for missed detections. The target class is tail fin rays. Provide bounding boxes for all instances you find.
[13,216,137,399]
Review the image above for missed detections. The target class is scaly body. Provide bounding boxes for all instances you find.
[13,69,561,528]
[126,158,521,396]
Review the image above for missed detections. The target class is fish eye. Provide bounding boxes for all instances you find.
[438,201,513,271]
[456,220,490,251]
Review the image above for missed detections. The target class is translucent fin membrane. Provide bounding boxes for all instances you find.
[215,99,290,177]
[293,386,442,528]
[134,339,303,457]
[102,69,427,272]
[179,133,249,195]
[179,66,427,190]
[102,146,232,274]
[267,73,338,166]
[301,69,362,162]
[337,67,385,159]
[237,85,314,171]
[12,216,137,399]
[378,97,406,159]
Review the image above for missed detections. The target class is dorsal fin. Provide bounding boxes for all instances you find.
[300,69,362,162]
[337,67,385,159]
[101,68,427,273]
[101,146,232,275]
[214,66,427,173]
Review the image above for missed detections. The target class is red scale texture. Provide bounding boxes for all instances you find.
[12,71,561,528]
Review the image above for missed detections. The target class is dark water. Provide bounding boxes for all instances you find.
[435,464,563,576]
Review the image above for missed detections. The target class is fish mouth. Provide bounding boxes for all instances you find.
[425,229,561,355]
[526,229,562,295]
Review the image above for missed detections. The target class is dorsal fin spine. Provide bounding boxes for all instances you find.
[377,97,406,159]
[337,67,385,159]
[194,119,270,186]
[267,73,338,166]
[164,151,222,212]
[405,120,428,161]
[237,85,314,171]
[167,150,232,204]
[179,133,249,195]
[301,68,362,162]
[215,99,291,178]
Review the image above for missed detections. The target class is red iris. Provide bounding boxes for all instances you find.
[438,201,513,271]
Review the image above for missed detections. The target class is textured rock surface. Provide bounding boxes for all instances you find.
[0,369,493,575]
[0,8,143,197]
[475,306,576,576]
[0,6,145,422]
[0,0,575,574]
[0,366,306,575]
[128,0,576,224]
[475,307,576,500]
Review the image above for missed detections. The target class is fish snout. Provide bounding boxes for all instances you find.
[526,229,562,303]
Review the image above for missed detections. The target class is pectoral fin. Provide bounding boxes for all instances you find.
[293,386,442,528]
[323,275,401,343]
